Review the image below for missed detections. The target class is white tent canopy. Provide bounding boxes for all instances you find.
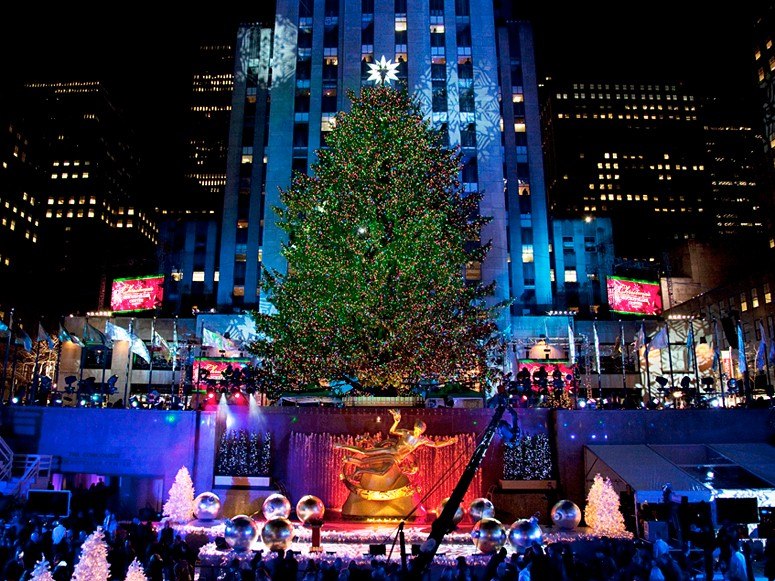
[585,444,713,504]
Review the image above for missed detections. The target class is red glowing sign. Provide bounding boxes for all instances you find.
[606,276,662,316]
[110,275,164,312]
[193,358,250,383]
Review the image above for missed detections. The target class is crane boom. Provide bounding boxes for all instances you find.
[407,396,509,579]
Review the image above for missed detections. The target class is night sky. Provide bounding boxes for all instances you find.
[0,3,764,199]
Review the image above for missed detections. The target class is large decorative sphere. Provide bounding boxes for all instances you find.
[468,498,495,522]
[471,517,507,554]
[438,497,465,526]
[508,517,543,550]
[261,517,295,551]
[296,495,325,524]
[224,515,259,552]
[193,492,221,521]
[550,500,581,531]
[262,493,292,520]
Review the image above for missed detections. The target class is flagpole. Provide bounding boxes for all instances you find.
[594,320,603,406]
[689,319,700,407]
[765,332,772,396]
[148,317,155,390]
[100,319,110,406]
[79,317,88,385]
[123,318,134,408]
[1,308,13,405]
[10,337,19,401]
[197,319,204,395]
[172,315,179,402]
[665,322,675,391]
[619,320,626,390]
[712,317,726,408]
[30,326,41,405]
[54,319,64,395]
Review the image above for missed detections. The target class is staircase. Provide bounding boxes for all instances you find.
[0,436,55,500]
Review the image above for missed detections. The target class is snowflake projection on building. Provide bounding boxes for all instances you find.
[367,56,401,85]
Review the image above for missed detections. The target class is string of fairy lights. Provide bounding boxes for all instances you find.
[252,86,501,395]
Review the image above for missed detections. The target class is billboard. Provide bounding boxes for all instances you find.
[111,275,164,312]
[194,358,251,383]
[606,276,662,316]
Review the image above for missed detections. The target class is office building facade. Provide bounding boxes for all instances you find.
[216,1,553,321]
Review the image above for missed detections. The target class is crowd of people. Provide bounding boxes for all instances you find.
[0,501,768,580]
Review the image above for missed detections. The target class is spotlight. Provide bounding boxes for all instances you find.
[577,398,587,409]
[727,379,738,393]
[11,397,19,405]
[680,376,691,390]
[655,376,669,390]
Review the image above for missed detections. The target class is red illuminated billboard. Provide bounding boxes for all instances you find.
[606,276,662,316]
[194,358,250,383]
[110,275,164,312]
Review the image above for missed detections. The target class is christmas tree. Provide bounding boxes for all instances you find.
[72,527,110,581]
[584,473,627,536]
[124,558,148,581]
[30,558,55,581]
[252,84,502,395]
[163,466,195,523]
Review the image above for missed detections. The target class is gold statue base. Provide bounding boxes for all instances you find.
[340,465,419,519]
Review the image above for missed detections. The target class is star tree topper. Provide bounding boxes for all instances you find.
[367,55,401,85]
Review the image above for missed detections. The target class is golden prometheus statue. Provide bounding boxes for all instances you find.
[336,409,457,518]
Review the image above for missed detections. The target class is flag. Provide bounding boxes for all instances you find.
[37,323,55,349]
[593,321,601,374]
[130,333,151,363]
[686,323,695,368]
[0,319,8,334]
[634,321,646,352]
[712,319,722,372]
[59,325,85,347]
[770,337,775,367]
[202,327,239,351]
[646,325,669,357]
[613,332,622,356]
[83,322,108,346]
[105,320,131,343]
[16,329,32,352]
[737,322,747,374]
[756,321,768,371]
[568,323,576,363]
[154,330,172,361]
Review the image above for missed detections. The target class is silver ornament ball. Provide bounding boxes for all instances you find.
[262,493,292,520]
[224,515,259,552]
[193,492,221,521]
[470,517,507,554]
[550,500,581,531]
[296,495,325,524]
[261,517,295,551]
[508,517,543,550]
[468,497,495,523]
[438,497,465,526]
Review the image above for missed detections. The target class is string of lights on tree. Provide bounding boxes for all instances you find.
[251,85,504,396]
[502,434,553,481]
[215,430,271,476]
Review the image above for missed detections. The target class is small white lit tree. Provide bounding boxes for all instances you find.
[584,472,627,537]
[124,558,149,581]
[29,558,55,581]
[72,527,110,581]
[163,466,195,523]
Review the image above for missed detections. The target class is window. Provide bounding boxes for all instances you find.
[522,245,533,263]
[752,288,759,309]
[765,282,772,304]
[192,271,205,282]
[564,270,577,283]
[740,292,748,312]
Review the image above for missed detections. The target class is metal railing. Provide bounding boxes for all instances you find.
[0,436,13,483]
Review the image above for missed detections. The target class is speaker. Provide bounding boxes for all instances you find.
[369,544,386,556]
[643,520,669,542]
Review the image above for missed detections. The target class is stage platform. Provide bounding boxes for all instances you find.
[182,510,605,571]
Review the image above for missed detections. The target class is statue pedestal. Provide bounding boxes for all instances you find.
[310,523,323,552]
[341,466,418,518]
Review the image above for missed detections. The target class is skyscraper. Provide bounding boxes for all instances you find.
[23,81,158,313]
[216,0,553,321]
[542,79,710,262]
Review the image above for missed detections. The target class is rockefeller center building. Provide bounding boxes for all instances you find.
[216,0,555,318]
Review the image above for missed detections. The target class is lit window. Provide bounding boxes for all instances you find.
[765,283,772,304]
[45,210,52,218]
[752,288,759,309]
[564,270,577,283]
[233,286,245,297]
[51,174,58,179]
[89,197,96,204]
[214,271,220,282]
[47,198,54,205]
[192,271,205,282]
[514,122,526,132]
[522,245,534,263]
[741,292,748,312]
[82,172,89,179]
